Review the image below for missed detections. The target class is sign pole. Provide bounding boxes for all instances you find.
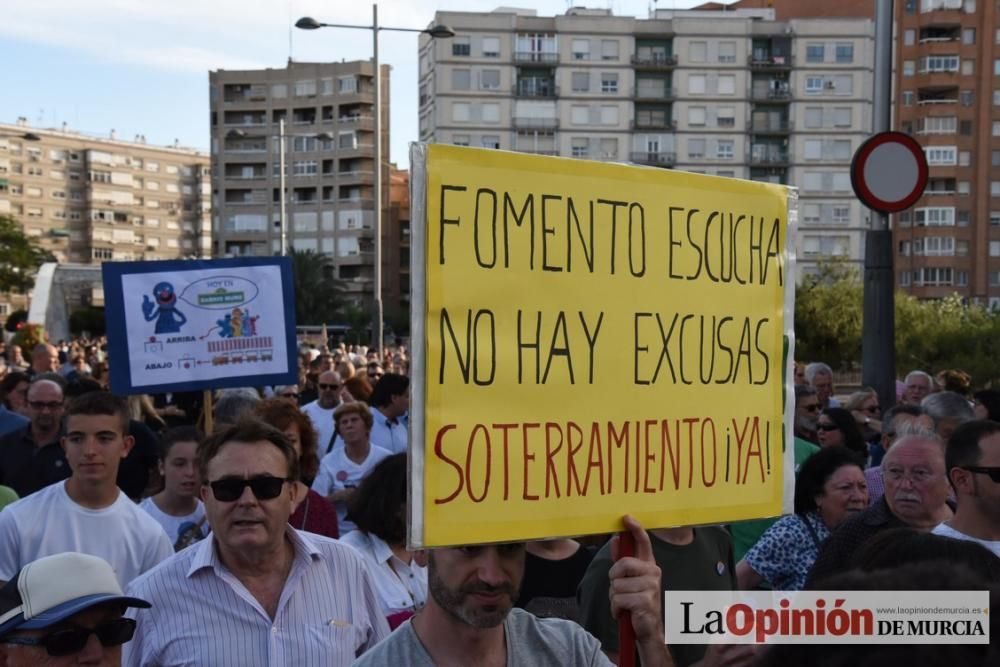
[203,390,214,434]
[617,530,636,667]
[862,0,896,411]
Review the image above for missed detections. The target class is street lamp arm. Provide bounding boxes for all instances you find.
[295,17,454,37]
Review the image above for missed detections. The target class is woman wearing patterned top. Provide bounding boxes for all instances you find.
[736,446,868,590]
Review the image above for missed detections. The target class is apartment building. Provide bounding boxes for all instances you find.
[209,60,390,310]
[419,7,874,277]
[894,0,999,304]
[0,119,211,320]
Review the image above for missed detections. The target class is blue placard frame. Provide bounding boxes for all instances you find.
[102,256,298,395]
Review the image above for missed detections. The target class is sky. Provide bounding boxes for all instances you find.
[1,0,715,166]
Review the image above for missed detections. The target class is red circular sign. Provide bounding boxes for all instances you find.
[850,131,928,214]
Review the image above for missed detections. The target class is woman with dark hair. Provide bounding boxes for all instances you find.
[816,407,868,457]
[253,398,338,538]
[851,526,1000,581]
[341,453,427,629]
[973,389,1000,422]
[0,371,30,416]
[736,446,867,590]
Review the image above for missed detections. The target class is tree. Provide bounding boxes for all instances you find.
[794,259,863,369]
[289,249,344,326]
[0,215,55,293]
[340,303,372,345]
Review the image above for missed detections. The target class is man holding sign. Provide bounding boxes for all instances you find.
[354,516,671,666]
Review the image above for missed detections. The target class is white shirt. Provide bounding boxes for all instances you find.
[138,497,209,550]
[0,481,173,588]
[311,445,391,534]
[369,407,408,454]
[340,531,427,616]
[301,400,343,453]
[932,522,1000,557]
[123,526,389,667]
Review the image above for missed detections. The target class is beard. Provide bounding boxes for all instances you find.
[796,413,817,433]
[427,565,517,629]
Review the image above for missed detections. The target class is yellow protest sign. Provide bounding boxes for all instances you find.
[409,144,795,548]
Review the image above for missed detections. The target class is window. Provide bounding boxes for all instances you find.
[452,134,470,147]
[914,207,955,226]
[992,211,1000,225]
[961,90,974,106]
[572,39,590,60]
[716,140,734,160]
[294,80,316,96]
[601,73,619,94]
[572,72,590,92]
[959,181,970,194]
[689,74,706,94]
[452,102,470,122]
[599,138,618,159]
[806,44,825,63]
[903,91,914,106]
[482,37,500,57]
[903,61,915,76]
[921,116,957,134]
[717,107,735,127]
[991,241,1000,257]
[271,84,287,99]
[451,69,471,90]
[482,103,500,123]
[993,181,1000,196]
[921,55,959,72]
[688,138,705,159]
[688,106,706,126]
[899,271,911,287]
[833,75,853,95]
[718,75,736,95]
[996,59,1000,75]
[904,29,916,45]
[805,77,823,94]
[689,41,707,63]
[962,60,974,75]
[571,105,589,125]
[832,206,850,224]
[924,146,957,165]
[481,69,500,90]
[338,77,357,93]
[481,135,500,150]
[600,106,619,125]
[959,150,971,166]
[601,40,619,61]
[571,138,589,158]
[718,41,736,63]
[994,90,1000,105]
[453,37,471,56]
[835,44,854,63]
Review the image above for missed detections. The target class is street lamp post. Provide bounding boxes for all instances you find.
[296,7,454,353]
[226,126,333,256]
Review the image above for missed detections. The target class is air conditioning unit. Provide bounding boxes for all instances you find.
[825,81,836,89]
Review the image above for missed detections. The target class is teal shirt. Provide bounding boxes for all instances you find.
[0,485,19,511]
[730,437,819,562]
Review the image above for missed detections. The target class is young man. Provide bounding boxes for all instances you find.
[312,403,391,535]
[368,373,409,454]
[0,392,173,588]
[0,552,151,667]
[934,419,1000,556]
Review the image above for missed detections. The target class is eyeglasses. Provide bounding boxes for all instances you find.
[801,404,820,413]
[28,400,64,411]
[318,383,341,391]
[208,475,291,502]
[961,466,1000,483]
[884,467,937,484]
[816,423,840,432]
[0,618,136,657]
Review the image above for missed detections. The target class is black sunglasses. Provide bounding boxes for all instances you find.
[1,618,135,657]
[279,392,300,399]
[961,466,1000,483]
[208,475,292,502]
[319,383,341,390]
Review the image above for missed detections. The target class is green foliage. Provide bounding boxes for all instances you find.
[68,307,106,337]
[12,323,47,350]
[290,249,344,327]
[795,260,1000,387]
[0,215,55,293]
[340,304,372,345]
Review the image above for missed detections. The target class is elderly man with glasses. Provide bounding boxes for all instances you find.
[123,419,388,667]
[301,370,344,454]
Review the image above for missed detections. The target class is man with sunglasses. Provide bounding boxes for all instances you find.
[302,370,344,454]
[932,420,1000,556]
[0,552,150,667]
[0,378,69,498]
[793,385,820,445]
[123,419,387,666]
[0,392,172,589]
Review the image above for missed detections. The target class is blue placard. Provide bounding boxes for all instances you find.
[102,257,298,395]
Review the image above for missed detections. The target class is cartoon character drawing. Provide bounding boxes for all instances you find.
[230,308,243,338]
[246,314,259,337]
[216,313,233,338]
[141,282,187,334]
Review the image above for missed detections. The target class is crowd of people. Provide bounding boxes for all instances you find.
[0,337,997,666]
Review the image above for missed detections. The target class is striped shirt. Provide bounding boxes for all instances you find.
[123,526,389,667]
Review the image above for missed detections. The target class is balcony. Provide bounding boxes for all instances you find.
[632,86,676,101]
[917,87,960,105]
[630,54,678,69]
[512,117,559,130]
[514,81,559,98]
[750,154,789,167]
[631,118,676,131]
[748,119,792,134]
[629,152,676,167]
[513,52,558,64]
[750,87,791,102]
[337,197,374,208]
[749,55,793,70]
[337,170,375,183]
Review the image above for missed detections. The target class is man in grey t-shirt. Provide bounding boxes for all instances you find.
[353,516,670,667]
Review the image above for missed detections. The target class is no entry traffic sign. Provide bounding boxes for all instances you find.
[850,131,928,214]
